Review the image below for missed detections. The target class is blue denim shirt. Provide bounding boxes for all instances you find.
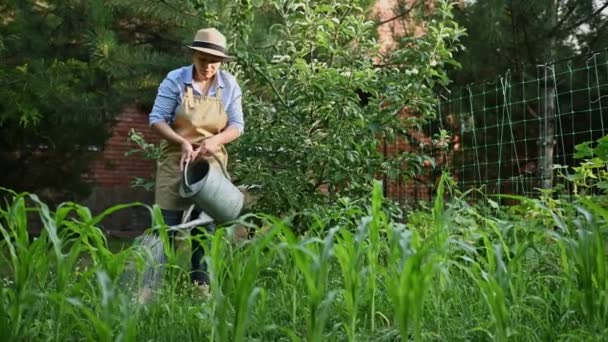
[148,65,244,134]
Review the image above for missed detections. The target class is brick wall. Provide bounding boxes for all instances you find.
[381,109,437,204]
[83,106,160,234]
[88,106,159,188]
[373,0,466,204]
[373,0,429,54]
[375,0,437,203]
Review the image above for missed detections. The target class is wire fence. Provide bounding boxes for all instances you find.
[389,48,608,204]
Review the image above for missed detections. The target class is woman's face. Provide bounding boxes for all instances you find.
[192,51,223,80]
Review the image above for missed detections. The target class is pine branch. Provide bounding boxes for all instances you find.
[151,0,198,17]
[554,0,579,31]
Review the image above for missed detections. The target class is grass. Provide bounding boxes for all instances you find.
[0,174,607,341]
[106,239,132,253]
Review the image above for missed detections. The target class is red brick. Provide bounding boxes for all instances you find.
[88,106,158,188]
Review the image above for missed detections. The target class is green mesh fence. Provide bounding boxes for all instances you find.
[395,48,608,203]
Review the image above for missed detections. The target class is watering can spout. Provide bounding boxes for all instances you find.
[178,158,244,224]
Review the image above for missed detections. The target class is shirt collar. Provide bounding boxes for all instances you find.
[183,65,225,88]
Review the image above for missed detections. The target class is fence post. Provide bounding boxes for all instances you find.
[540,65,555,190]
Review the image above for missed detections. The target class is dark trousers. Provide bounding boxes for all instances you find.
[161,208,215,285]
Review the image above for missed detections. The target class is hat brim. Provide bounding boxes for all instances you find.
[187,46,234,60]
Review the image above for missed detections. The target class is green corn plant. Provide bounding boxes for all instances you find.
[430,173,450,250]
[0,192,86,339]
[0,191,45,339]
[334,218,367,341]
[283,224,338,341]
[382,173,451,341]
[549,201,607,332]
[272,238,301,333]
[49,265,140,342]
[207,226,232,342]
[205,214,270,342]
[128,205,179,299]
[6,155,608,340]
[463,239,510,342]
[366,180,385,335]
[453,200,516,340]
[384,225,437,341]
[61,272,122,342]
[0,189,146,340]
[224,214,283,342]
[54,202,149,341]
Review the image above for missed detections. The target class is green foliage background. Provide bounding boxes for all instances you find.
[0,0,465,212]
[229,0,464,214]
[0,0,201,201]
[448,0,608,84]
[436,0,608,197]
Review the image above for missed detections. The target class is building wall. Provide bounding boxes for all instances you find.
[83,106,159,234]
[374,0,436,203]
[88,106,159,187]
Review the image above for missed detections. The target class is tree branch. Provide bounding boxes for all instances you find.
[245,60,296,118]
[587,18,608,48]
[554,0,579,31]
[312,162,327,192]
[548,0,608,38]
[375,0,423,27]
[509,0,520,65]
[521,20,536,65]
[329,6,353,68]
[153,0,198,17]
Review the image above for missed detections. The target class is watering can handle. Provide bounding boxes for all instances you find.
[211,153,231,179]
[183,160,191,188]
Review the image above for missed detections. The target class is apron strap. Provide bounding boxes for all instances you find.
[186,85,195,109]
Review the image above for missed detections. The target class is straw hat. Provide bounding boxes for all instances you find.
[187,28,233,60]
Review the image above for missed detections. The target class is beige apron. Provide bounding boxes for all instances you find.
[155,81,229,210]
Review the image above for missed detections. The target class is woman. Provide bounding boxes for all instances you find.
[148,28,244,294]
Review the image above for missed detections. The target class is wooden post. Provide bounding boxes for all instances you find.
[540,66,556,190]
[539,0,558,191]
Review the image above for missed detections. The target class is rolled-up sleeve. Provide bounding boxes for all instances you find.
[226,84,244,135]
[149,76,180,126]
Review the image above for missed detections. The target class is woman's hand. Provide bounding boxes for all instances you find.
[180,140,194,171]
[193,137,221,159]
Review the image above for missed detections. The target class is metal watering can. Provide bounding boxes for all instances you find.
[178,158,244,224]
